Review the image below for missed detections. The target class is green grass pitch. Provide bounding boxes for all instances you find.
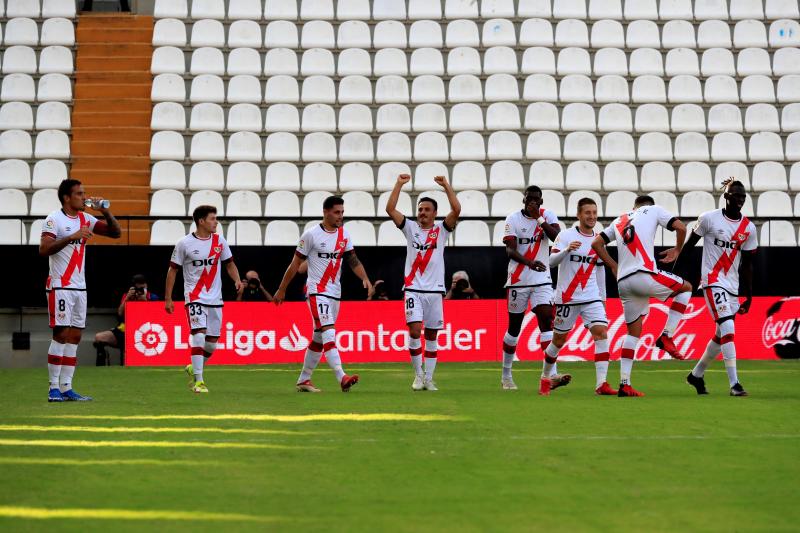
[0,360,798,532]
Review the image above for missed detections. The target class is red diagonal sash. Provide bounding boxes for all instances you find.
[404,226,440,287]
[317,226,347,293]
[707,217,750,284]
[615,214,654,271]
[561,249,598,303]
[61,212,88,287]
[189,233,222,301]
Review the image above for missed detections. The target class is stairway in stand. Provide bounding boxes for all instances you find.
[71,13,153,244]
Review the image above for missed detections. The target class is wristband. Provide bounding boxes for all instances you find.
[537,216,546,225]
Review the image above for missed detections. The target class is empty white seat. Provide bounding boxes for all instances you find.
[565,161,601,190]
[562,103,596,131]
[191,19,224,47]
[337,21,371,49]
[730,0,764,19]
[189,162,224,191]
[228,0,262,19]
[228,131,262,162]
[150,161,186,190]
[338,162,373,192]
[482,18,516,46]
[372,49,405,76]
[36,102,71,131]
[373,21,407,48]
[567,190,603,216]
[154,0,187,18]
[451,131,485,161]
[774,49,800,76]
[336,0,370,20]
[676,162,713,192]
[298,104,334,133]
[340,191,374,217]
[659,0,693,19]
[668,75,703,103]
[594,48,628,76]
[151,73,185,103]
[263,48,298,76]
[413,48,446,75]
[555,19,589,47]
[301,48,335,76]
[151,47,185,75]
[485,160,523,190]
[767,0,800,17]
[523,74,558,102]
[336,75,371,104]
[745,103,780,132]
[564,132,598,160]
[0,130,31,158]
[757,191,793,217]
[264,162,300,191]
[149,220,185,246]
[627,20,660,48]
[302,132,337,162]
[301,20,335,48]
[638,132,673,161]
[778,76,800,103]
[192,0,225,19]
[261,220,298,246]
[557,47,591,76]
[697,20,731,49]
[372,0,406,20]
[448,75,483,104]
[224,220,261,246]
[226,192,262,218]
[449,103,484,131]
[484,46,517,74]
[489,189,521,216]
[227,48,261,76]
[375,220,405,246]
[712,132,747,161]
[150,189,186,216]
[603,161,638,191]
[303,190,335,216]
[373,104,408,133]
[338,48,372,76]
[299,0,334,20]
[190,74,225,103]
[648,191,679,215]
[525,102,559,130]
[485,74,518,102]
[629,48,664,76]
[41,19,73,47]
[34,130,69,159]
[634,104,670,133]
[412,103,447,132]
[519,19,553,47]
[0,160,30,188]
[301,76,336,104]
[702,48,736,76]
[150,131,184,160]
[560,75,594,103]
[749,131,784,161]
[4,18,38,46]
[680,191,716,217]
[666,48,699,76]
[453,221,490,246]
[189,102,224,131]
[488,131,523,160]
[526,131,561,159]
[760,221,797,246]
[741,75,775,103]
[640,161,676,191]
[224,161,260,191]
[3,46,37,75]
[264,132,300,161]
[151,102,185,131]
[264,191,300,218]
[152,20,185,47]
[39,46,73,75]
[605,191,637,216]
[340,221,374,246]
[260,75,297,104]
[29,189,59,216]
[716,161,751,190]
[226,103,262,133]
[189,190,225,215]
[412,75,446,103]
[340,103,374,133]
[705,75,740,104]
[486,103,520,131]
[733,20,767,48]
[672,104,706,132]
[413,132,449,162]
[783,103,800,132]
[592,19,625,48]
[528,160,563,189]
[675,132,709,161]
[632,76,666,103]
[374,75,408,104]
[0,188,27,215]
[662,20,695,48]
[264,20,298,48]
[595,75,630,103]
[340,132,374,161]
[0,102,33,130]
[752,161,788,192]
[190,131,225,161]
[409,20,443,49]
[601,132,636,161]
[450,161,487,191]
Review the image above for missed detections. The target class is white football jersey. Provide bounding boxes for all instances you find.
[42,209,98,290]
[552,227,606,305]
[694,209,757,294]
[400,218,452,294]
[170,232,233,306]
[503,208,559,288]
[602,205,677,280]
[296,224,354,299]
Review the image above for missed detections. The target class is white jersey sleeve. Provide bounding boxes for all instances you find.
[742,223,758,251]
[655,205,677,229]
[220,235,233,261]
[601,220,618,243]
[296,229,314,258]
[170,239,185,267]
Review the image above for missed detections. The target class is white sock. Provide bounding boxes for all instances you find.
[663,291,690,336]
[191,354,205,383]
[59,343,78,391]
[692,338,721,378]
[594,338,610,388]
[542,343,560,379]
[322,329,346,381]
[424,338,437,381]
[620,335,638,385]
[721,336,739,387]
[550,362,559,377]
[724,357,739,387]
[409,336,423,377]
[502,332,517,379]
[190,332,205,382]
[47,340,64,389]
[298,332,324,383]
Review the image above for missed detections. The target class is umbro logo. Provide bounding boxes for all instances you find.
[192,250,200,255]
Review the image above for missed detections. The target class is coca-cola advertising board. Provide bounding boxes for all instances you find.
[125,297,799,366]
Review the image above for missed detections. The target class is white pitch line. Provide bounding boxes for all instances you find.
[0,457,239,467]
[0,438,297,449]
[45,413,465,423]
[0,425,316,436]
[0,506,279,522]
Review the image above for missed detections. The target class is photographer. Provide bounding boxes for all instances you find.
[236,270,273,302]
[445,271,480,300]
[94,274,159,365]
[369,280,390,301]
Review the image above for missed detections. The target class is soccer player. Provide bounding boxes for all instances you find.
[500,185,568,391]
[591,195,693,397]
[40,179,121,402]
[546,198,618,396]
[679,179,756,397]
[274,196,373,393]
[385,174,461,391]
[165,205,243,394]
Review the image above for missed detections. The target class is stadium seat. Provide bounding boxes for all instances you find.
[749,132,784,161]
[301,76,336,104]
[39,46,73,75]
[153,19,186,46]
[226,191,262,217]
[561,103,595,131]
[375,75,408,104]
[665,48,699,76]
[344,221,376,246]
[189,161,225,191]
[734,20,768,48]
[484,46,518,75]
[674,132,709,161]
[191,19,225,47]
[752,162,788,192]
[228,131,262,162]
[4,18,38,46]
[189,190,224,215]
[190,131,225,161]
[529,160,564,189]
[457,190,489,217]
[151,47,185,75]
[370,49,403,77]
[302,190,334,216]
[227,161,261,191]
[339,162,374,192]
[774,49,800,76]
[447,75,481,103]
[627,20,660,48]
[790,163,800,191]
[410,48,444,76]
[704,75,740,104]
[659,0,693,19]
[302,162,337,191]
[592,20,625,47]
[151,73,185,103]
[0,130,32,158]
[301,48,335,76]
[412,132,448,162]
[603,161,638,191]
[738,48,771,76]
[339,48,372,76]
[452,161,489,192]
[488,160,525,190]
[697,20,731,49]
[745,104,781,133]
[341,104,375,133]
[377,220,407,246]
[634,104,670,133]
[452,131,486,161]
[228,0,262,20]
[414,162,448,191]
[30,189,60,216]
[559,75,594,103]
[526,131,561,160]
[264,162,300,191]
[409,20,442,48]
[741,75,775,103]
[557,48,591,76]
[566,161,601,190]
[340,132,375,161]
[150,161,186,190]
[629,48,664,76]
[224,220,261,246]
[708,104,743,133]
[662,20,695,48]
[34,130,69,159]
[677,162,713,192]
[638,132,673,161]
[264,132,299,162]
[488,131,522,160]
[189,102,224,131]
[756,191,793,217]
[649,191,679,215]
[0,188,28,215]
[485,74,519,102]
[35,101,69,131]
[373,21,407,48]
[377,190,413,216]
[668,75,703,103]
[40,18,74,47]
[376,162,412,192]
[782,104,800,132]
[228,103,262,133]
[0,159,30,189]
[701,48,736,77]
[785,133,800,161]
[2,46,37,75]
[777,76,800,103]
[454,221,491,246]
[525,102,559,130]
[263,49,298,76]
[595,75,630,103]
[521,48,556,75]
[342,191,375,217]
[300,104,335,132]
[760,221,797,246]
[336,0,370,20]
[632,76,666,103]
[680,191,716,217]
[523,75,558,103]
[265,21,299,48]
[594,48,628,76]
[301,21,335,48]
[149,220,186,246]
[0,102,33,130]
[192,0,225,19]
[555,19,589,48]
[715,161,751,190]
[227,48,261,76]
[264,221,300,246]
[190,74,225,104]
[600,132,636,161]
[640,161,676,191]
[567,190,603,216]
[564,132,598,161]
[264,0,297,20]
[338,21,371,49]
[302,132,337,162]
[263,75,298,104]
[413,104,447,132]
[491,189,524,216]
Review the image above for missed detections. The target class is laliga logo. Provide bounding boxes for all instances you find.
[279,324,310,352]
[134,322,167,357]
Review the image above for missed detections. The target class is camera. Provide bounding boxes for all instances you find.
[247,278,260,289]
[455,279,470,291]
[133,286,145,295]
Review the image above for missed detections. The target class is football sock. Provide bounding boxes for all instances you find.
[298,332,324,383]
[409,336,423,377]
[502,332,517,379]
[59,343,78,391]
[663,291,691,336]
[620,335,638,385]
[47,340,64,389]
[322,329,345,382]
[719,321,738,386]
[594,338,610,388]
[190,332,205,382]
[424,338,438,381]
[692,335,721,378]
[542,343,560,379]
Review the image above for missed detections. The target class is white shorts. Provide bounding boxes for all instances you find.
[554,301,608,332]
[185,302,223,337]
[507,284,554,314]
[617,270,685,324]
[703,286,739,322]
[308,294,340,330]
[404,291,444,329]
[47,289,87,329]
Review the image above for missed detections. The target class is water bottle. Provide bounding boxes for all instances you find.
[84,199,111,209]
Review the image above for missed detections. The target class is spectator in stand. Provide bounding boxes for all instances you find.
[94,274,159,365]
[236,270,274,302]
[445,271,480,300]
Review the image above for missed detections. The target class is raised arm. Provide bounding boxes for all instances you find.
[39,226,91,257]
[540,218,560,242]
[273,254,305,305]
[549,240,581,268]
[89,199,121,239]
[591,235,618,278]
[385,174,410,227]
[434,175,461,230]
[346,250,374,298]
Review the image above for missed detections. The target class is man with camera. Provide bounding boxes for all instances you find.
[94,274,159,365]
[236,271,273,302]
[445,271,480,300]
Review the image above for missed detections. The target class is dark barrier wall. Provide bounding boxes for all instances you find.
[2,245,797,308]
